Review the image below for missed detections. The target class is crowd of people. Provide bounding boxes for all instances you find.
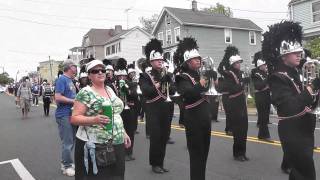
[5,20,317,180]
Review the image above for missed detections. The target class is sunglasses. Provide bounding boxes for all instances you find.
[89,69,106,74]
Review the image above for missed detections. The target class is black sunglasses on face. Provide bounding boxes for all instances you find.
[89,69,106,74]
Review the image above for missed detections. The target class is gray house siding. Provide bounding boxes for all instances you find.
[184,26,261,68]
[154,11,182,48]
[291,0,320,39]
[292,1,312,28]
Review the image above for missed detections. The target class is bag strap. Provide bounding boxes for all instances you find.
[105,87,115,143]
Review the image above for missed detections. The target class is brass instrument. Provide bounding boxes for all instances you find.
[161,62,172,102]
[200,57,220,96]
[119,79,130,109]
[243,65,253,99]
[302,58,320,114]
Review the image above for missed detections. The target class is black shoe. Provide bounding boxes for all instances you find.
[243,155,250,161]
[152,166,164,173]
[212,119,220,122]
[125,155,135,161]
[258,138,274,143]
[161,167,169,172]
[167,139,175,144]
[281,167,291,174]
[135,131,140,134]
[234,156,246,162]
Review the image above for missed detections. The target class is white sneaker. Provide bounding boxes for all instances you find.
[62,167,75,177]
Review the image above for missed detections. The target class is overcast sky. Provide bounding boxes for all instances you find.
[0,0,290,79]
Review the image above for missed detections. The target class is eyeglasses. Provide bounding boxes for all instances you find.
[89,69,107,74]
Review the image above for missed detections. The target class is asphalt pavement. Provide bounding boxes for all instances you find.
[0,93,319,180]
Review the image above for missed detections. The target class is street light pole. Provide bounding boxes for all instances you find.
[124,8,132,29]
[49,56,53,84]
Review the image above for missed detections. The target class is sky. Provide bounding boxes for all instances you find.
[0,0,290,80]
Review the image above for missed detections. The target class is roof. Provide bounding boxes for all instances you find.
[104,26,152,45]
[288,0,308,5]
[82,29,115,47]
[152,7,263,34]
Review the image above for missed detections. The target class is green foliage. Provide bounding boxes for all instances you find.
[306,37,320,59]
[202,3,233,17]
[139,14,159,34]
[0,72,14,85]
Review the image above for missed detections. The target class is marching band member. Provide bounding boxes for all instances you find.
[220,46,249,162]
[217,46,240,136]
[104,59,118,95]
[174,37,211,180]
[251,51,272,142]
[139,39,175,173]
[262,21,318,179]
[115,58,138,161]
[127,64,140,135]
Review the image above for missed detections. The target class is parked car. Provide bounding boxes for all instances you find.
[0,86,5,93]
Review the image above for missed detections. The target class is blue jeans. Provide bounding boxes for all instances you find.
[56,116,76,168]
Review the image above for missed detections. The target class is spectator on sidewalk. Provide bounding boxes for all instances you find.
[54,60,78,177]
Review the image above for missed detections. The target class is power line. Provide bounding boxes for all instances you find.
[197,1,288,14]
[0,15,104,29]
[0,8,126,22]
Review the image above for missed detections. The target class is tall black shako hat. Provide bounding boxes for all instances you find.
[144,38,163,62]
[115,58,127,76]
[218,45,239,75]
[262,21,303,74]
[173,37,200,70]
[252,51,266,68]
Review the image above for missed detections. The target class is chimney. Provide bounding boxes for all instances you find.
[192,0,197,11]
[115,25,122,34]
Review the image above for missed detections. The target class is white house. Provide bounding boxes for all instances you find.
[104,26,152,65]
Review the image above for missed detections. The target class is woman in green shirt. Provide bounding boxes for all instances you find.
[71,60,131,180]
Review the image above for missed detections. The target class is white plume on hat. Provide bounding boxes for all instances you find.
[256,59,266,67]
[115,69,127,76]
[105,65,114,71]
[280,40,303,56]
[183,49,201,62]
[79,72,88,78]
[229,55,243,65]
[149,50,163,61]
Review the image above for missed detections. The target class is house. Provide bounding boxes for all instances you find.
[289,0,320,41]
[81,26,124,60]
[69,46,84,65]
[152,1,263,67]
[104,26,152,65]
[38,60,63,84]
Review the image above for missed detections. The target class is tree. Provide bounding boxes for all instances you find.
[202,3,233,17]
[306,37,320,59]
[0,72,14,85]
[139,14,159,34]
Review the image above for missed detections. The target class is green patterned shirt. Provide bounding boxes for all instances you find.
[75,86,125,144]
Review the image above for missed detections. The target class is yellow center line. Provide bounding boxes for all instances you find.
[6,94,320,153]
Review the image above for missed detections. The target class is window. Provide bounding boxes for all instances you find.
[106,46,111,56]
[166,29,172,45]
[313,1,320,22]
[224,28,232,43]
[118,42,121,52]
[158,32,163,45]
[249,31,256,45]
[174,27,180,43]
[142,46,146,55]
[166,15,171,26]
[111,45,115,54]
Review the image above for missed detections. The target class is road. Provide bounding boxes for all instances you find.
[0,93,319,180]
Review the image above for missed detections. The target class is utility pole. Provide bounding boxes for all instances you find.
[0,66,4,74]
[49,56,53,84]
[124,8,132,29]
